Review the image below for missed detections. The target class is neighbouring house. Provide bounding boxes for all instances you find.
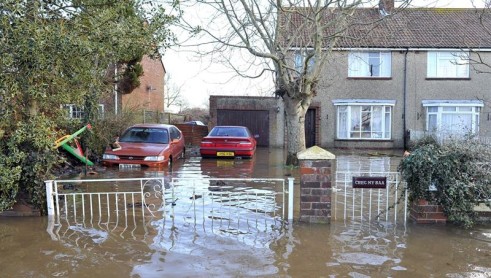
[120,55,166,115]
[66,55,166,121]
[210,2,491,150]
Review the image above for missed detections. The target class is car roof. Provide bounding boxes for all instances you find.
[128,124,175,129]
[212,126,247,128]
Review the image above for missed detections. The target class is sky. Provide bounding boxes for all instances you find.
[162,0,488,111]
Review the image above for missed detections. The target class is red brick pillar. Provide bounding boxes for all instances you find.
[298,146,336,224]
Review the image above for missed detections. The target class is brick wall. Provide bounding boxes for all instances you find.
[410,199,447,224]
[122,56,165,113]
[175,124,209,146]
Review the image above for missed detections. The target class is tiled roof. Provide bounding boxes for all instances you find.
[280,8,491,49]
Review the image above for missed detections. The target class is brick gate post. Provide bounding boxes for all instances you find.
[298,146,336,224]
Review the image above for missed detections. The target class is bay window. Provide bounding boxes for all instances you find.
[334,100,394,140]
[423,100,482,135]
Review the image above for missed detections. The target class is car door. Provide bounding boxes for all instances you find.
[169,127,182,158]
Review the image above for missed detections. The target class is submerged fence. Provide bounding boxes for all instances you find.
[333,171,408,224]
[45,177,294,241]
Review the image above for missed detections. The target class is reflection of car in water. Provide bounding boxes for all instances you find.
[199,157,255,177]
[200,126,257,158]
[102,124,185,168]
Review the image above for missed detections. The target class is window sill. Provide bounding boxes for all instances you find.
[425,78,470,81]
[335,139,393,142]
[347,77,392,80]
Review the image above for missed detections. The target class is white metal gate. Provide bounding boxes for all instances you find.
[333,172,407,223]
[45,177,294,240]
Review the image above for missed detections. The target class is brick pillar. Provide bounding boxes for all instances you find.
[410,199,447,224]
[298,146,336,224]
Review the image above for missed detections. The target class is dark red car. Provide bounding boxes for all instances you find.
[102,124,185,168]
[200,126,257,158]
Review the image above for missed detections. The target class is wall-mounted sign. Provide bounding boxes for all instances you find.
[352,177,387,189]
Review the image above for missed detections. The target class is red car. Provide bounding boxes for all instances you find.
[102,124,185,168]
[200,126,257,158]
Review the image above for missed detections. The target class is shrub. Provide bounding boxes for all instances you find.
[399,138,491,228]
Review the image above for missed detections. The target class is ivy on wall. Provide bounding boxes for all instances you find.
[399,137,491,228]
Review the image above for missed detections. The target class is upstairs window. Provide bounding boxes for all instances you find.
[294,50,315,75]
[348,51,391,77]
[427,51,469,78]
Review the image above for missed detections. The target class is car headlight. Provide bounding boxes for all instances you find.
[144,156,165,161]
[103,154,119,160]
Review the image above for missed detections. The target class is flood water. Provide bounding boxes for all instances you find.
[1,148,490,277]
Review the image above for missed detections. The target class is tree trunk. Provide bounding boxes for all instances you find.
[284,98,308,166]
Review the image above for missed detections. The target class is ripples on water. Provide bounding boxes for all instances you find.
[0,149,490,277]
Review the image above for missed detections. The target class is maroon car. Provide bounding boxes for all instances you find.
[200,126,257,158]
[102,124,185,168]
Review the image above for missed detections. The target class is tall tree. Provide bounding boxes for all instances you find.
[0,0,176,212]
[174,0,411,165]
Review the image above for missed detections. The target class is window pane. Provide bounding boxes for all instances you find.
[428,114,437,131]
[427,106,438,113]
[350,106,361,138]
[338,106,348,139]
[443,106,456,112]
[458,106,472,112]
[384,109,391,138]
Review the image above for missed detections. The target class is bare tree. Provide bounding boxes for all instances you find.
[174,0,412,165]
[165,73,186,112]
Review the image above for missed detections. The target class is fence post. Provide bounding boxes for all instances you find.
[45,180,55,216]
[288,177,294,221]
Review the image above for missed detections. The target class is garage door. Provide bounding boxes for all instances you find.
[217,109,269,146]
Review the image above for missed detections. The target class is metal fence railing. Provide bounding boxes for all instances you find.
[333,172,408,224]
[45,177,294,240]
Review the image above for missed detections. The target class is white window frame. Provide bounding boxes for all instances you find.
[348,51,391,77]
[64,104,105,119]
[294,50,315,75]
[427,51,470,78]
[333,99,395,140]
[423,100,482,135]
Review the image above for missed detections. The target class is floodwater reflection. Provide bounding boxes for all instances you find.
[1,148,490,277]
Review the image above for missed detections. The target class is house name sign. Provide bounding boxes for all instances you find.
[352,176,387,189]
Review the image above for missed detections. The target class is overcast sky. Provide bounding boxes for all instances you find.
[162,0,488,110]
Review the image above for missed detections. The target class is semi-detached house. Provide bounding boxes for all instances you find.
[211,2,491,150]
[282,2,491,150]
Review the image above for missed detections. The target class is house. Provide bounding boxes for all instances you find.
[290,1,491,149]
[120,55,166,115]
[210,2,491,150]
[67,55,166,121]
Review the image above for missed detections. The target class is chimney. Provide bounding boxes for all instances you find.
[379,0,394,14]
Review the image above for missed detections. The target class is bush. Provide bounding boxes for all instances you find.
[399,138,491,228]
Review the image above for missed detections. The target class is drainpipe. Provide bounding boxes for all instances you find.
[403,48,408,149]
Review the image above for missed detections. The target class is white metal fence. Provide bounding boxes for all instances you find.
[333,172,408,224]
[45,177,294,240]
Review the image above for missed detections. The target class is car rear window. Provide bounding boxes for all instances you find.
[209,127,248,137]
[119,128,169,144]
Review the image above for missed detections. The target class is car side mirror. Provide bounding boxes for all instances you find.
[171,138,179,144]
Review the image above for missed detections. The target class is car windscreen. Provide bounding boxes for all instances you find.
[209,127,248,137]
[119,128,169,144]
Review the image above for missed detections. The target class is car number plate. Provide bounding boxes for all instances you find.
[217,152,234,157]
[119,164,141,169]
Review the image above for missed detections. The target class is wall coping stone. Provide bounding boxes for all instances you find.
[298,146,336,160]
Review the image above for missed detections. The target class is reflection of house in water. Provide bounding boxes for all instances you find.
[335,150,403,173]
